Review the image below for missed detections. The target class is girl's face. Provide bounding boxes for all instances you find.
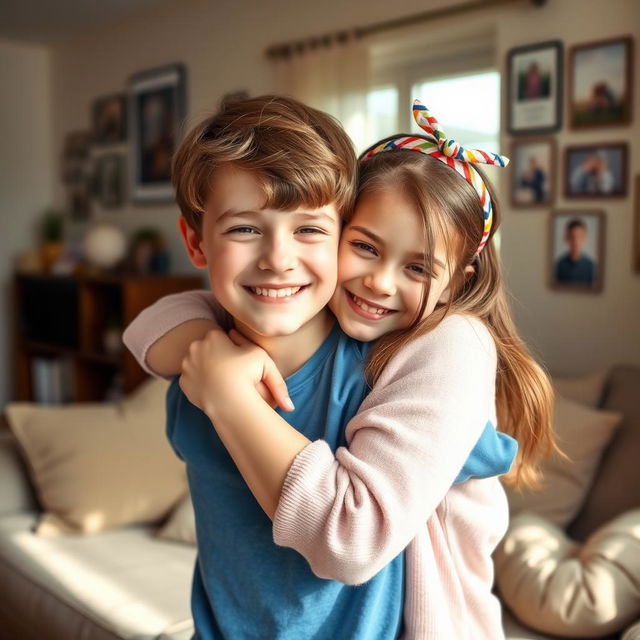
[330,187,456,342]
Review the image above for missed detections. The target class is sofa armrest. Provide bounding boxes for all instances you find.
[0,429,38,515]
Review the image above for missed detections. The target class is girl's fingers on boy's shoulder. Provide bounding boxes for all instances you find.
[261,357,294,412]
[227,329,248,346]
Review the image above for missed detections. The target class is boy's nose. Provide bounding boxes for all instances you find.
[258,237,297,273]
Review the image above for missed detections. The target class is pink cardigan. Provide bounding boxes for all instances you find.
[123,292,508,639]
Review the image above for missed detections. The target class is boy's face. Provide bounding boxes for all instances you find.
[180,166,340,339]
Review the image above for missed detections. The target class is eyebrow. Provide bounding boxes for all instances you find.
[217,209,336,224]
[349,225,445,269]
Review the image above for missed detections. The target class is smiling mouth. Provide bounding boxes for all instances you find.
[245,285,309,300]
[347,291,396,319]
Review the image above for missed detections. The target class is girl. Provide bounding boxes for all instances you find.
[124,101,556,639]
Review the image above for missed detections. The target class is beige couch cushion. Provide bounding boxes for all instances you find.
[569,365,640,541]
[506,394,622,528]
[6,378,187,535]
[494,510,640,638]
[552,370,608,408]
[156,492,195,545]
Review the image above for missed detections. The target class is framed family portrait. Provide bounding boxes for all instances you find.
[507,40,562,135]
[564,142,628,198]
[128,63,186,204]
[510,138,555,208]
[569,36,633,129]
[549,210,605,293]
[93,94,127,144]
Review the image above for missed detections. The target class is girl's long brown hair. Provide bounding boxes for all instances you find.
[355,147,560,489]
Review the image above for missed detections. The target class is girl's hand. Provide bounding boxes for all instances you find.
[178,329,294,420]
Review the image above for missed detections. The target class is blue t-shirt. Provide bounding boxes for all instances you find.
[554,253,596,286]
[166,322,517,639]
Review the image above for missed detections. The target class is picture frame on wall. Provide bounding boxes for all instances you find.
[549,210,605,293]
[93,154,125,208]
[510,137,556,208]
[564,142,628,198]
[634,175,640,273]
[569,36,633,129]
[128,63,186,204]
[93,94,127,144]
[507,40,562,135]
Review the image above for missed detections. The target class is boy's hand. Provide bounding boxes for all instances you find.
[178,329,294,420]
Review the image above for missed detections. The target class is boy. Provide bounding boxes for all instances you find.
[124,95,513,639]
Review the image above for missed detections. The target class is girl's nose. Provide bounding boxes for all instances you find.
[364,266,396,296]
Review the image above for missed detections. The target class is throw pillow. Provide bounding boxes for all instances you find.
[156,491,195,545]
[6,377,187,535]
[552,369,608,408]
[505,393,621,528]
[569,365,640,540]
[494,510,640,638]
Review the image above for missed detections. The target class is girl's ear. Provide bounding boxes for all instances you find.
[437,265,475,304]
[178,216,207,268]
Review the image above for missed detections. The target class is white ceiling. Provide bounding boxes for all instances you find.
[0,0,173,45]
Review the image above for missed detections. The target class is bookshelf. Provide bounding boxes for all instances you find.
[13,272,203,403]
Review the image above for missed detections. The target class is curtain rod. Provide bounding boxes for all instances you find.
[265,0,545,60]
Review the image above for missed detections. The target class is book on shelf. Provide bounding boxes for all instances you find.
[30,357,74,404]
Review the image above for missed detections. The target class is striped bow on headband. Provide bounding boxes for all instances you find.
[361,99,510,255]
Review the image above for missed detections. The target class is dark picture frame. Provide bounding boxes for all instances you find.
[93,93,127,144]
[634,175,640,273]
[548,210,605,293]
[94,154,125,208]
[564,142,628,198]
[507,40,562,135]
[510,137,556,208]
[569,36,634,129]
[128,63,187,204]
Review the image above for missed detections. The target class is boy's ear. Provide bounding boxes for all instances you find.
[178,216,207,268]
[437,265,475,304]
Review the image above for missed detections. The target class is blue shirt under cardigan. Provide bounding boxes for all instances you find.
[166,322,517,640]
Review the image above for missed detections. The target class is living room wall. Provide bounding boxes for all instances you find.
[5,0,636,403]
[0,39,54,407]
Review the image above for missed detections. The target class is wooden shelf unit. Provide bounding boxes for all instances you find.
[13,272,203,402]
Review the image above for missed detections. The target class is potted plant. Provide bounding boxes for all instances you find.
[40,208,66,273]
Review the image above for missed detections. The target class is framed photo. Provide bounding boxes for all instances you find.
[507,40,562,135]
[68,180,92,222]
[94,154,125,208]
[564,142,628,198]
[634,175,640,273]
[549,210,605,293]
[128,63,186,204]
[569,36,633,129]
[510,138,556,208]
[93,94,127,144]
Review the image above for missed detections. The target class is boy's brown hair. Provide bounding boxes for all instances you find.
[172,94,357,237]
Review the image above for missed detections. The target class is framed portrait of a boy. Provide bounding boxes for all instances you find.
[128,64,186,204]
[507,40,562,135]
[569,36,633,129]
[549,210,605,293]
[511,138,555,208]
[564,143,628,198]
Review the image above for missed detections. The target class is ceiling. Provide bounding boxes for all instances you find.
[0,0,172,45]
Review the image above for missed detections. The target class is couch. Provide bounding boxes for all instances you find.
[1,366,639,640]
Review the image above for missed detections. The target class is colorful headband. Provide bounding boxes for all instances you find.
[361,99,510,255]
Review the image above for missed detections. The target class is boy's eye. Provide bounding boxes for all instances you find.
[297,227,324,234]
[226,226,258,234]
[350,240,377,255]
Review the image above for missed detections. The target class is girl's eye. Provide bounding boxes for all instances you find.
[350,240,377,255]
[408,264,429,277]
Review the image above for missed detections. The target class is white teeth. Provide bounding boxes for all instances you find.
[352,294,389,316]
[250,286,302,298]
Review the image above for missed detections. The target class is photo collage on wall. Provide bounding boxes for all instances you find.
[60,64,187,221]
[506,35,636,294]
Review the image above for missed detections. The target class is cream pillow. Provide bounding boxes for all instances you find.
[506,393,621,528]
[495,510,640,638]
[156,491,195,545]
[552,369,608,408]
[6,378,187,535]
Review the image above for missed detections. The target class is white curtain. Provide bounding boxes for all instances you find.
[273,36,372,154]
